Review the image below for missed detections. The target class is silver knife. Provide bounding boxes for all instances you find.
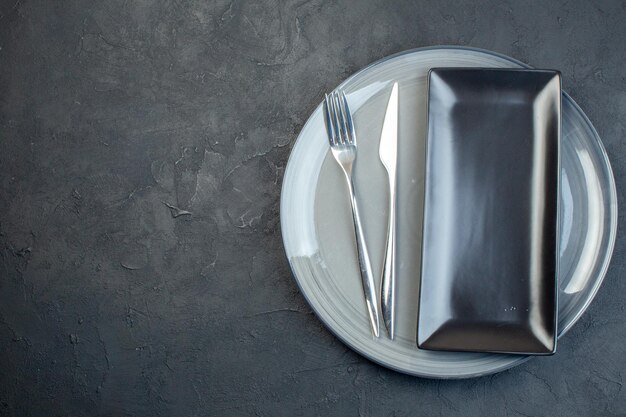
[379,82,399,339]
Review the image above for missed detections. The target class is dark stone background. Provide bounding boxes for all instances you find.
[0,0,624,416]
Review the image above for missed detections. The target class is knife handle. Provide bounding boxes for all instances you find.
[381,176,397,339]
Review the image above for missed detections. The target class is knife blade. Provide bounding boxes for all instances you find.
[379,82,398,339]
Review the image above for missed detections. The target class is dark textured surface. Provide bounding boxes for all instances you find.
[0,0,624,416]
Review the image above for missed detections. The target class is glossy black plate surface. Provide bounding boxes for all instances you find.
[418,68,561,355]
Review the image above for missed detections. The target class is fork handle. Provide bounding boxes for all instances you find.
[346,177,380,338]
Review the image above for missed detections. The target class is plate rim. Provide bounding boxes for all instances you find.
[279,45,618,378]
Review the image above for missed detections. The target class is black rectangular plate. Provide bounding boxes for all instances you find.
[418,68,561,355]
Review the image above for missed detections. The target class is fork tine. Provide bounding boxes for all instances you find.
[330,92,343,144]
[334,92,349,145]
[341,91,356,145]
[323,94,336,145]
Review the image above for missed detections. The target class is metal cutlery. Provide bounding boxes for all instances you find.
[380,82,399,339]
[323,91,380,338]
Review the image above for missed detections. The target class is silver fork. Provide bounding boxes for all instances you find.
[323,91,380,338]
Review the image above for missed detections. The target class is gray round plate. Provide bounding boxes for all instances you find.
[280,46,618,378]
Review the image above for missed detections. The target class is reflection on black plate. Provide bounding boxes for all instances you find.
[418,68,561,355]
